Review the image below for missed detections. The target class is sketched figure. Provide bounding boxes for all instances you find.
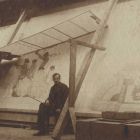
[35,50,49,70]
[12,58,30,97]
[27,59,38,79]
[28,65,56,101]
[28,51,50,99]
[45,65,55,80]
[19,58,30,80]
[24,65,55,102]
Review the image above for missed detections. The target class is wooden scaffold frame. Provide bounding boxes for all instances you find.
[52,0,119,139]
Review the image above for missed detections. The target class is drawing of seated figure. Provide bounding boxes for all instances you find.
[35,50,49,70]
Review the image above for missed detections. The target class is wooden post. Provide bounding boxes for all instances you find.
[52,0,118,139]
[69,107,76,133]
[69,40,77,107]
[7,10,27,45]
[69,40,77,133]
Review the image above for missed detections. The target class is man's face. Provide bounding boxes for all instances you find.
[53,75,60,84]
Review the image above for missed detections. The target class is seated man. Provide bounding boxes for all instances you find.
[34,73,69,136]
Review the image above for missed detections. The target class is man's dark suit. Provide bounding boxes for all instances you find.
[37,82,69,133]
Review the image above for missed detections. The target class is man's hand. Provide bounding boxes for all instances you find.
[56,109,61,113]
[44,100,49,105]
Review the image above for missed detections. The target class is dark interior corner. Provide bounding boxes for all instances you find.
[0,0,132,27]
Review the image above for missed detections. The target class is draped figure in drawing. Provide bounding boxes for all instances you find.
[29,51,50,99]
[12,58,30,97]
[22,59,39,98]
[29,64,55,101]
[27,59,38,79]
[19,58,30,80]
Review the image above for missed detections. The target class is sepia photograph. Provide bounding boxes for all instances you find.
[0,0,139,139]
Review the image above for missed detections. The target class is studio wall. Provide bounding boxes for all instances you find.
[0,0,140,113]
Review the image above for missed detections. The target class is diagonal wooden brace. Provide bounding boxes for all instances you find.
[69,107,76,133]
[7,10,27,45]
[52,99,69,139]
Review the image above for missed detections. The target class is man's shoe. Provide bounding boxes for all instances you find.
[33,131,48,136]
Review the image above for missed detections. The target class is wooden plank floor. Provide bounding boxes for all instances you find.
[0,127,75,140]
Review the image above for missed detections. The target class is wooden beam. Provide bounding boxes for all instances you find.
[75,40,106,50]
[91,0,118,46]
[21,40,43,49]
[69,107,76,133]
[76,111,102,118]
[90,14,108,28]
[7,10,27,45]
[74,0,119,106]
[22,31,95,56]
[52,99,69,139]
[68,41,77,133]
[74,49,96,102]
[69,40,77,107]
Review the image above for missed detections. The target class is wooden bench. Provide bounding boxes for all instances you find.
[0,108,71,132]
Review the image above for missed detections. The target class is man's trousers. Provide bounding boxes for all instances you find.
[37,103,56,133]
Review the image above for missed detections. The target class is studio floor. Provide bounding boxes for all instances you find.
[0,127,75,140]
